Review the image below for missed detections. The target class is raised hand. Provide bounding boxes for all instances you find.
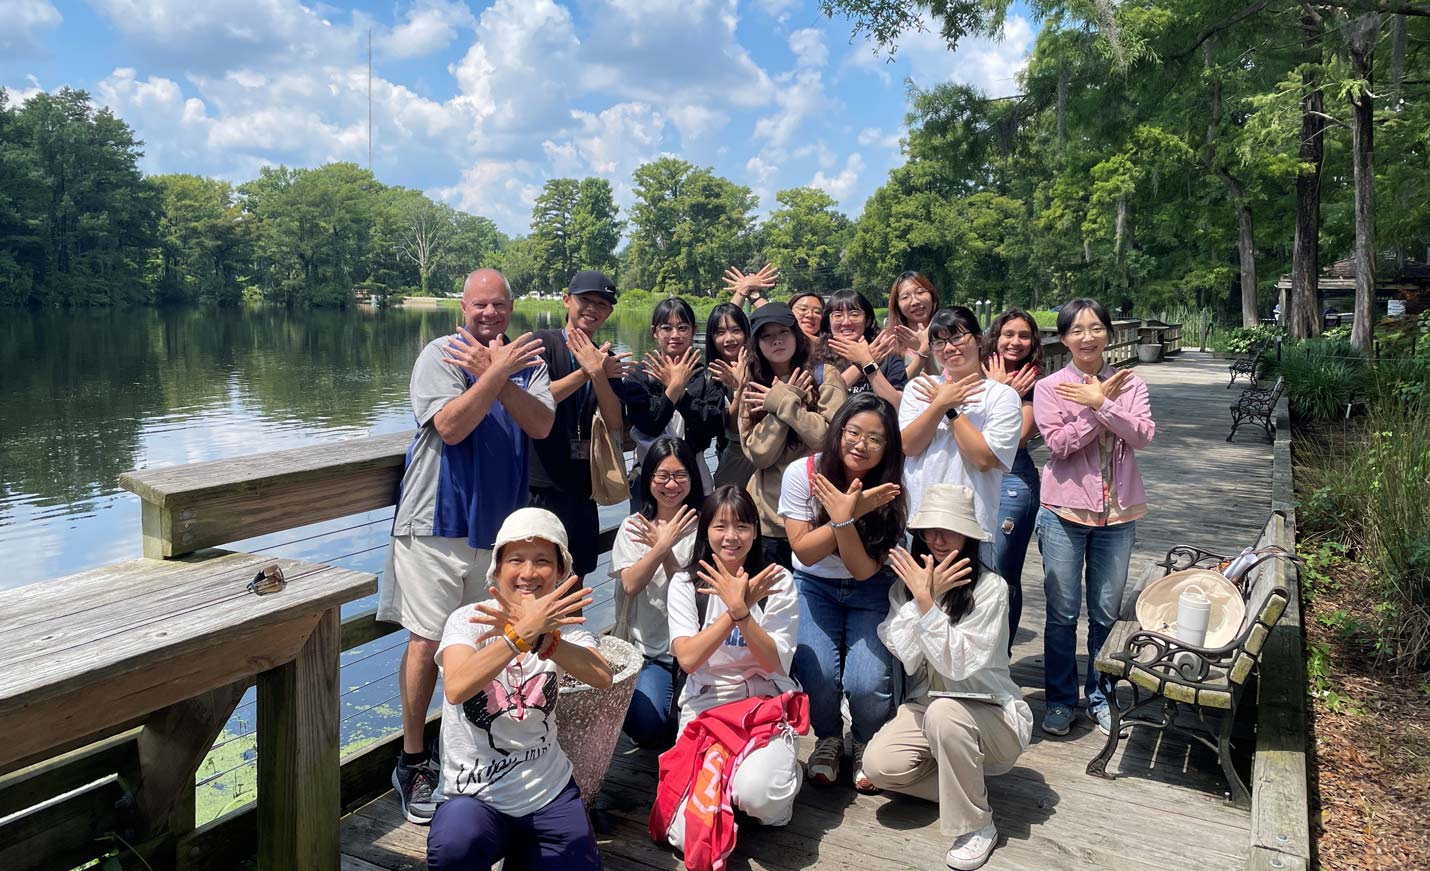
[695,559,752,614]
[662,347,702,387]
[910,373,985,413]
[894,324,928,355]
[1101,368,1133,401]
[1055,369,1129,409]
[722,264,780,300]
[741,379,771,416]
[710,350,746,392]
[469,575,592,646]
[982,354,1009,385]
[869,329,899,364]
[785,367,816,399]
[811,474,900,524]
[742,563,785,608]
[630,505,698,554]
[829,334,875,368]
[1007,363,1039,397]
[887,546,934,597]
[485,330,545,378]
[929,550,975,599]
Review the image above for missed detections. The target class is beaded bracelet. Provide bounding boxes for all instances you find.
[503,623,533,653]
[537,630,562,661]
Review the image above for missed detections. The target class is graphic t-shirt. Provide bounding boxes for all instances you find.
[435,607,599,815]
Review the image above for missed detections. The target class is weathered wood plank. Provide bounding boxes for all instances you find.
[258,608,342,871]
[0,776,127,871]
[0,728,139,819]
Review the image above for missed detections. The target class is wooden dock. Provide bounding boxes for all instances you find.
[338,353,1275,871]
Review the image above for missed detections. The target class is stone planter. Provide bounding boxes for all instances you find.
[1138,343,1164,364]
[557,635,641,806]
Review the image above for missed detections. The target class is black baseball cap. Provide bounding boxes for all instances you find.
[567,270,618,304]
[749,301,797,335]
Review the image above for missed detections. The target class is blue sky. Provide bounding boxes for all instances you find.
[2,0,1036,235]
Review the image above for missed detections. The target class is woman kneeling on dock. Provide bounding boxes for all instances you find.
[427,507,613,871]
[862,484,1032,871]
[652,485,806,866]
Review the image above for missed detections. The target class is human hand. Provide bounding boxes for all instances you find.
[630,505,698,554]
[741,563,784,608]
[741,379,771,416]
[710,348,747,392]
[887,546,934,603]
[929,550,975,599]
[785,367,816,400]
[567,328,609,379]
[810,474,900,524]
[468,576,593,646]
[829,334,875,368]
[483,330,545,379]
[1101,368,1133,401]
[869,329,899,364]
[1055,369,1129,410]
[722,264,779,300]
[696,559,752,615]
[1007,363,1038,397]
[910,373,984,413]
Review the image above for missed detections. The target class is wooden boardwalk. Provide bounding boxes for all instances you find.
[340,353,1273,871]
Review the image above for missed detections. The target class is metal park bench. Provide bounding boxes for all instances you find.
[1227,340,1269,388]
[1227,376,1286,443]
[1085,513,1302,808]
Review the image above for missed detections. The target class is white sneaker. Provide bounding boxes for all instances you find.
[851,740,878,794]
[806,736,843,786]
[945,822,998,870]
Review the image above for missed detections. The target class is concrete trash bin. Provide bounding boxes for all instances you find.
[557,634,642,807]
[1138,343,1164,363]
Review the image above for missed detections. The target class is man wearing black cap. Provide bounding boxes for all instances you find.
[527,270,633,582]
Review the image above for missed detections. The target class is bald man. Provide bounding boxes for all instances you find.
[380,268,555,824]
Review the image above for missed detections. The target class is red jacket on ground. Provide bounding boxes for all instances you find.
[649,691,809,871]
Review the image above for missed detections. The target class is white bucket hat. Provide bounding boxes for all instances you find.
[485,508,575,584]
[1135,568,1246,649]
[908,484,990,542]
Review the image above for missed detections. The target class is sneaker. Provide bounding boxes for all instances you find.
[1088,705,1131,737]
[1041,703,1074,736]
[851,740,878,794]
[392,758,440,825]
[945,822,998,870]
[806,736,843,786]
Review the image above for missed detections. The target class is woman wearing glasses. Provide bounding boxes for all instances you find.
[899,307,1024,562]
[780,393,906,793]
[609,437,706,749]
[627,297,726,495]
[1032,299,1154,738]
[888,272,942,379]
[821,288,906,406]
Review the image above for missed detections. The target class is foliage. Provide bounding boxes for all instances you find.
[1221,324,1285,354]
[1273,336,1363,419]
[760,187,853,294]
[527,177,623,295]
[625,157,757,297]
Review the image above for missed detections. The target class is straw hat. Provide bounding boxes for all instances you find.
[908,484,990,541]
[1135,568,1246,649]
[485,508,575,583]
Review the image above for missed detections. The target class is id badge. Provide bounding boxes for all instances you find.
[569,438,591,460]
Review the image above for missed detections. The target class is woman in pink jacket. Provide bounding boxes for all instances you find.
[1031,299,1154,739]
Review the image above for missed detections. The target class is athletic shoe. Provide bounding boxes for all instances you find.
[392,758,439,825]
[945,822,998,870]
[1089,704,1131,737]
[1041,703,1074,736]
[806,736,843,786]
[851,740,879,794]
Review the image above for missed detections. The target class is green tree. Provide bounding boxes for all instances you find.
[151,174,250,305]
[626,157,757,295]
[572,177,623,278]
[759,187,852,293]
[529,177,624,293]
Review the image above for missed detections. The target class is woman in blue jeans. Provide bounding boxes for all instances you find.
[780,393,906,793]
[981,310,1044,653]
[1031,299,1155,738]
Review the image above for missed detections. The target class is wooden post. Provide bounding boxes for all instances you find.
[257,609,340,871]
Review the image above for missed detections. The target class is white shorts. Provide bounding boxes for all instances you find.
[378,534,492,641]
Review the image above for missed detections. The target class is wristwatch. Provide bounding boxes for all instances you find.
[945,406,960,422]
[861,360,878,377]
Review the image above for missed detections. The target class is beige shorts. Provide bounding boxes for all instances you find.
[377,534,492,641]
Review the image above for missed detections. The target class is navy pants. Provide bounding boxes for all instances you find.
[427,778,601,871]
[623,657,681,749]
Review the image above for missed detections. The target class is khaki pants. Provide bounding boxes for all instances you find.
[861,699,1023,836]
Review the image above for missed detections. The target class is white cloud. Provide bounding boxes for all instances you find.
[5,74,46,106]
[1,0,61,58]
[752,0,797,23]
[754,68,827,148]
[566,102,666,177]
[857,126,902,150]
[438,159,544,242]
[667,104,729,145]
[794,141,837,170]
[811,152,864,202]
[789,28,828,69]
[380,0,476,60]
[844,13,1035,99]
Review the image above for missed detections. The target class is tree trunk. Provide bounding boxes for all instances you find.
[1291,14,1325,339]
[1205,43,1260,327]
[1348,15,1379,352]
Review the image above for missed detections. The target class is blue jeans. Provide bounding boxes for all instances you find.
[792,568,898,743]
[1035,507,1137,711]
[990,449,1040,651]
[623,657,680,749]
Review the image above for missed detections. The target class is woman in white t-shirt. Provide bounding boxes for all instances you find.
[428,507,612,871]
[900,306,1023,558]
[780,392,907,793]
[663,484,803,847]
[610,436,704,749]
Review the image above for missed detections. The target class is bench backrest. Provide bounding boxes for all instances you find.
[1266,375,1286,403]
[1226,546,1294,687]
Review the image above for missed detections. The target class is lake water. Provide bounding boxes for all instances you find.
[0,302,665,819]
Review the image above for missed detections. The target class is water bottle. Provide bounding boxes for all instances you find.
[1175,585,1212,648]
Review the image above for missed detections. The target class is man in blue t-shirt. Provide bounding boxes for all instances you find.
[379,268,556,825]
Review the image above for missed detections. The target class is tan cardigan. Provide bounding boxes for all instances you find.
[738,365,847,538]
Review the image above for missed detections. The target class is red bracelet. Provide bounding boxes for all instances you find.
[537,630,562,660]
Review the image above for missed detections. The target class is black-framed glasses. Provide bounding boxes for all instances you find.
[931,332,974,351]
[651,471,692,485]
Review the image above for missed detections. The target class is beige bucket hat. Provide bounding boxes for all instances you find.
[1135,568,1246,649]
[909,484,990,542]
[485,508,575,584]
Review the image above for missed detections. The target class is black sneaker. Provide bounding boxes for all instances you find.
[392,758,439,825]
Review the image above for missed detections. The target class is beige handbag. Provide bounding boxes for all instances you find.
[588,409,630,506]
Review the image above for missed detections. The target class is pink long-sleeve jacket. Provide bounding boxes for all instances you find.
[1032,362,1155,513]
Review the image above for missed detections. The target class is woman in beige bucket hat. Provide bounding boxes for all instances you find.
[861,484,1033,871]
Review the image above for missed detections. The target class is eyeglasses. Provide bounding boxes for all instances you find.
[651,471,691,485]
[1066,326,1108,339]
[656,324,693,336]
[931,332,974,351]
[791,304,823,316]
[841,427,887,450]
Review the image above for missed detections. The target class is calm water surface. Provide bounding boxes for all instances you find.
[0,302,664,818]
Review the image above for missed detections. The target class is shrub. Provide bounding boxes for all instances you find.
[1273,337,1364,420]
[1221,324,1285,354]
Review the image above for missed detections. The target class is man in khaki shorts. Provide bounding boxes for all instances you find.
[379,268,555,824]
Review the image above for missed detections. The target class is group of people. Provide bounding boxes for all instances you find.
[377,265,1156,871]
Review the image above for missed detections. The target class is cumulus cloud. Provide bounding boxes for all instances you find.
[437,159,544,240]
[380,0,477,60]
[789,28,828,69]
[667,104,730,146]
[752,0,797,23]
[844,13,1034,99]
[857,126,903,150]
[811,152,864,202]
[2,0,61,59]
[753,68,827,148]
[5,74,47,106]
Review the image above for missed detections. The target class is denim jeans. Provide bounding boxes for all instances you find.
[990,448,1040,652]
[623,657,681,749]
[792,568,898,743]
[1035,507,1137,711]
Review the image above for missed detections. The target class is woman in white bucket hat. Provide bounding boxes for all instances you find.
[861,484,1033,871]
[427,507,612,871]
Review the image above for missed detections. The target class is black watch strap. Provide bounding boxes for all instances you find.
[945,406,960,421]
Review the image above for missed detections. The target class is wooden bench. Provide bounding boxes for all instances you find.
[1227,376,1286,443]
[1085,514,1301,808]
[1227,340,1269,388]
[0,552,375,871]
